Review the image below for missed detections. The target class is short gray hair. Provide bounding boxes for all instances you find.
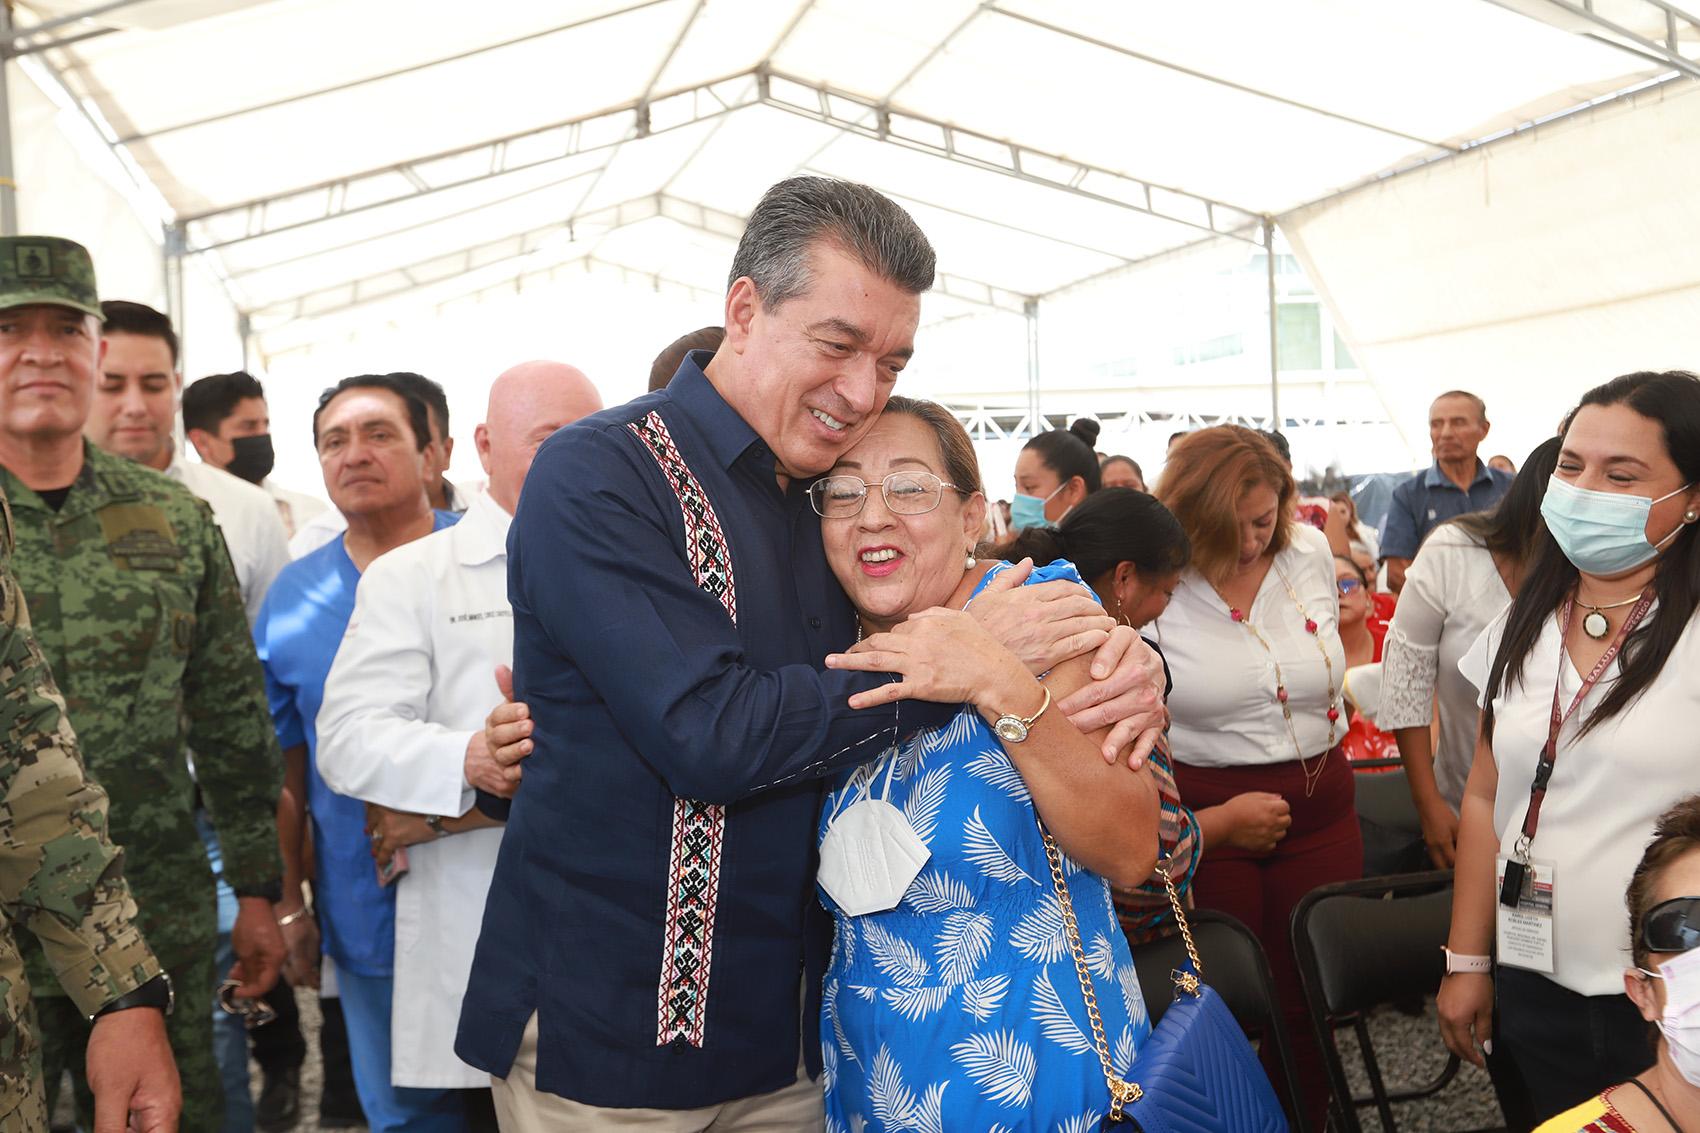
[729,177,935,309]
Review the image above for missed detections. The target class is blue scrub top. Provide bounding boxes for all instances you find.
[255,512,458,977]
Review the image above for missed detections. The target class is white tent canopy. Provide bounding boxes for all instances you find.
[6,0,1699,485]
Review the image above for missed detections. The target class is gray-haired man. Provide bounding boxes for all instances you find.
[456,178,1164,1127]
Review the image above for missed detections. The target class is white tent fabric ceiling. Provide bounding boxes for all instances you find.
[13,0,1699,373]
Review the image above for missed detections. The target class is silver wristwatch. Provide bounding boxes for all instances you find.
[992,687,1052,744]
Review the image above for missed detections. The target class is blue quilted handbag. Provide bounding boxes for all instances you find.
[1041,834,1290,1133]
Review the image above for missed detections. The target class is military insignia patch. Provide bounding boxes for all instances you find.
[14,244,52,278]
[97,505,182,571]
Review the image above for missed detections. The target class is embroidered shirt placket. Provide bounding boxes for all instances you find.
[628,412,736,1050]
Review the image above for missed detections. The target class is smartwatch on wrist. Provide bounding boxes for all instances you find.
[1442,947,1492,975]
[91,972,174,1020]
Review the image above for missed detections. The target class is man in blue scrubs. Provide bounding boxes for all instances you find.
[256,374,460,1131]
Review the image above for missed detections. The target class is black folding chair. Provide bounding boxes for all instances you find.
[1291,872,1500,1133]
[1126,908,1310,1133]
[1353,763,1429,877]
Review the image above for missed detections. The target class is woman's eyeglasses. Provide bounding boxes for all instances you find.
[1642,896,1700,956]
[809,472,969,518]
[1337,577,1363,596]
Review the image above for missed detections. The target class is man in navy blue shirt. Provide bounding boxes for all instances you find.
[457,178,1166,1127]
[1380,389,1513,591]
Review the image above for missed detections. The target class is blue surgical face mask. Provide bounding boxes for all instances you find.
[1540,475,1693,576]
[1011,482,1067,530]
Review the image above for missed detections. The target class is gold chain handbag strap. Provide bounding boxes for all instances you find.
[1038,823,1204,1123]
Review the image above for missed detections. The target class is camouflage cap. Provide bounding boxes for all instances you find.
[0,236,101,320]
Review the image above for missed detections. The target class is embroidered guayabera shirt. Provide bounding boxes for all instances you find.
[456,354,956,1108]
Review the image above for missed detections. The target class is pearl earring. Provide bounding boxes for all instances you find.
[964,552,976,569]
[1686,510,1698,523]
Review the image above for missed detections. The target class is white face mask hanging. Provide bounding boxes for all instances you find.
[818,753,930,917]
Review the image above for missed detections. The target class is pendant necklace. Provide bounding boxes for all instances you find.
[1577,592,1644,640]
[1224,569,1340,798]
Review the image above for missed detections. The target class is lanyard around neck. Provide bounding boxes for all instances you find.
[1513,588,1654,857]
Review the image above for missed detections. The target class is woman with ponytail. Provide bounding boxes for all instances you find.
[1011,417,1102,530]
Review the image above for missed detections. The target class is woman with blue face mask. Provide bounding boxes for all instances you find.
[1533,794,1700,1132]
[1011,418,1101,530]
[1439,371,1700,1128]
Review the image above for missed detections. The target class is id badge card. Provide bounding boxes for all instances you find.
[1495,855,1555,973]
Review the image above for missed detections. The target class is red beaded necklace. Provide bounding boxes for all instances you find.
[1224,567,1340,798]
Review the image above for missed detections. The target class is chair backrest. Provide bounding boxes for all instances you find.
[1353,765,1422,836]
[1291,871,1452,1017]
[1131,910,1281,1034]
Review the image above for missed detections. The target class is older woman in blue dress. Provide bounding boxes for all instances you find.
[821,397,1161,1131]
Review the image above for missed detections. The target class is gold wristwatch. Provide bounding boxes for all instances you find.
[992,687,1052,743]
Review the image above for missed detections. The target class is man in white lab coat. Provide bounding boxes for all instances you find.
[315,361,603,1113]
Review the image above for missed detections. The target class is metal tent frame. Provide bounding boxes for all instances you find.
[4,0,1697,429]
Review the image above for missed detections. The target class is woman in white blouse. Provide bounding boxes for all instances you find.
[1439,371,1700,1127]
[1152,425,1356,1128]
[1380,437,1560,868]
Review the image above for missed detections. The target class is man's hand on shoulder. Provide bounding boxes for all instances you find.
[964,561,1165,767]
[965,559,1113,673]
[1057,626,1167,768]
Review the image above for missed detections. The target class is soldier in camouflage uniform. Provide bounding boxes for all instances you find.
[0,477,181,1125]
[0,236,285,1131]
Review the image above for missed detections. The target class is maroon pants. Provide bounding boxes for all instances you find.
[1173,751,1363,1130]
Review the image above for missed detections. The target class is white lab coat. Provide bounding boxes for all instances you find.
[262,478,329,541]
[166,456,290,627]
[315,490,511,1088]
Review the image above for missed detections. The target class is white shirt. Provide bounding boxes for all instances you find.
[1154,524,1346,767]
[165,456,291,628]
[314,490,510,1087]
[1350,521,1381,564]
[287,501,346,560]
[1461,603,1700,995]
[1379,524,1511,810]
[262,478,328,541]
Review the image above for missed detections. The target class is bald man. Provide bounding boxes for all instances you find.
[314,362,603,1121]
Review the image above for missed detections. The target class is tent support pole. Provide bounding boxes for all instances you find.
[163,223,186,368]
[1025,299,1042,438]
[0,6,16,236]
[1264,217,1279,430]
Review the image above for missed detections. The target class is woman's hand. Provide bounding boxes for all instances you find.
[1221,791,1292,853]
[826,608,1032,711]
[1437,972,1494,1068]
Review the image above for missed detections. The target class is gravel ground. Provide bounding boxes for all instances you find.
[1332,999,1507,1132]
[56,991,1501,1132]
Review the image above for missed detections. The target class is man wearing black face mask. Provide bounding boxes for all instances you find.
[184,370,329,539]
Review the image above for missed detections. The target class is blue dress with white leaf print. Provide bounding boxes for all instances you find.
[818,561,1152,1133]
